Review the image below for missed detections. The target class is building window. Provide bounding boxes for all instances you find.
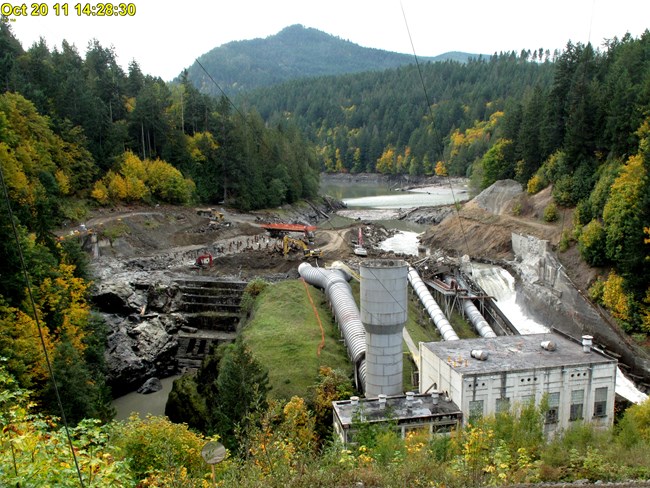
[570,389,584,421]
[545,392,560,424]
[521,395,535,407]
[468,400,484,420]
[495,397,510,414]
[594,387,608,417]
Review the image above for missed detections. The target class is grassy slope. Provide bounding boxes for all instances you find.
[243,277,476,401]
[242,279,353,401]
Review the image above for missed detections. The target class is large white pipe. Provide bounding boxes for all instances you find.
[407,266,459,341]
[462,298,497,338]
[298,263,367,390]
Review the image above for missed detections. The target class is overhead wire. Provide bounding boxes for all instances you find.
[195,23,445,323]
[399,1,476,276]
[195,58,252,128]
[0,165,85,487]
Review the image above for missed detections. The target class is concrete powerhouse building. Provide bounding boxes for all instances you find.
[418,333,617,434]
[322,259,618,444]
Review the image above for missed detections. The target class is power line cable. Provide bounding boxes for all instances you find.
[195,59,252,127]
[400,1,475,276]
[0,165,85,487]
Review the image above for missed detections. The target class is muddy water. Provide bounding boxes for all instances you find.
[112,375,180,420]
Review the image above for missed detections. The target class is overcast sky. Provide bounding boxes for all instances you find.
[7,0,650,81]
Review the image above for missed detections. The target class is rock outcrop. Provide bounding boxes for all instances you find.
[92,269,184,396]
[137,377,163,394]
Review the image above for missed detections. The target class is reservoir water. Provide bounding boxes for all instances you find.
[320,177,469,209]
[320,177,470,255]
[111,179,457,414]
[110,178,647,415]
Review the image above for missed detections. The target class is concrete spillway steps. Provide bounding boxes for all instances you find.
[176,278,247,312]
[177,330,238,369]
[174,277,247,368]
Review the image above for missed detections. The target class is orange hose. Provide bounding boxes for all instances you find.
[301,278,326,356]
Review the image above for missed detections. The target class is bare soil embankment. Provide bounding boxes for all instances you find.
[81,199,396,282]
[419,181,600,293]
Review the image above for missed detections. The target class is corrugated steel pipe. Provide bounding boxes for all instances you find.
[461,296,497,338]
[298,263,367,390]
[407,266,459,341]
[450,276,497,338]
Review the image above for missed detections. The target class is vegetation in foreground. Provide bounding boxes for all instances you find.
[3,360,650,487]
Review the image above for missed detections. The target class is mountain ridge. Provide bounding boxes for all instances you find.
[184,24,482,95]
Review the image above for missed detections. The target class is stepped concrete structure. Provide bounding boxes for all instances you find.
[174,277,246,369]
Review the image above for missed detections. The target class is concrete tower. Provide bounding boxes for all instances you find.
[360,259,408,398]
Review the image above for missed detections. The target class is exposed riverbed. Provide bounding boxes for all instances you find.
[109,175,647,416]
[320,174,470,245]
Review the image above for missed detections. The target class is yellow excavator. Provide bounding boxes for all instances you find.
[283,235,322,259]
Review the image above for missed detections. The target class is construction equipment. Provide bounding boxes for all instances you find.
[282,236,322,259]
[196,208,224,220]
[197,208,225,229]
[261,223,316,240]
[354,227,368,256]
[191,253,213,269]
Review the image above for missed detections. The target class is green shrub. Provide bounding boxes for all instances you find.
[111,414,216,484]
[578,219,607,266]
[552,174,576,206]
[240,278,270,313]
[543,202,559,222]
[588,279,605,304]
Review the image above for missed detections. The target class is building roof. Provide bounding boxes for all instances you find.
[421,333,616,376]
[333,393,461,427]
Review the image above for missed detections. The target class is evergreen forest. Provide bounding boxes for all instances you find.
[0,16,650,487]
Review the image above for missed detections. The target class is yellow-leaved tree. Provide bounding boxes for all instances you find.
[376,147,396,174]
[602,271,632,330]
[0,93,95,207]
[146,157,195,203]
[91,151,194,204]
[34,262,91,353]
[0,302,53,387]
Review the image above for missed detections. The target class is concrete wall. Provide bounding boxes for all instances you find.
[511,233,650,383]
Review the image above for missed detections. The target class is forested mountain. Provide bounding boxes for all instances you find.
[240,54,556,176]
[1,13,650,487]
[185,24,477,96]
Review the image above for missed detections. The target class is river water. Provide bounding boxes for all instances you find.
[111,179,466,414]
[468,262,648,404]
[321,177,470,256]
[109,178,647,414]
[112,375,180,420]
[324,180,646,403]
